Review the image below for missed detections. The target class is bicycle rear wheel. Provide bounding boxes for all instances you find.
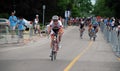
[80,32,82,38]
[89,32,92,40]
[51,51,54,61]
[93,37,95,41]
[54,51,57,60]
[80,30,83,39]
[93,32,96,41]
[51,51,57,61]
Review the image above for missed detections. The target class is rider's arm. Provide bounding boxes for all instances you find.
[48,20,53,34]
[48,27,51,34]
[58,20,63,28]
[58,20,64,34]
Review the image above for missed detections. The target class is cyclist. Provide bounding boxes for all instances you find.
[91,17,99,33]
[79,18,85,39]
[48,15,64,50]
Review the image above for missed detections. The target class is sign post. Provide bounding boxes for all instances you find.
[43,5,46,28]
[65,10,70,28]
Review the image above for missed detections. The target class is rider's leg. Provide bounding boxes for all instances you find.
[58,28,64,43]
[88,27,92,36]
[49,34,54,57]
[50,34,54,48]
[57,28,64,48]
[58,34,61,43]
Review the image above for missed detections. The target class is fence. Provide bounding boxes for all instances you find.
[0,25,10,44]
[100,22,120,57]
[0,25,43,45]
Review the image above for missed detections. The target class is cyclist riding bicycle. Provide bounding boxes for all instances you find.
[48,15,64,50]
[79,19,85,30]
[79,18,85,38]
[91,17,99,33]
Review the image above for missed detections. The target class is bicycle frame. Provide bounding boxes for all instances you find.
[52,34,59,52]
[80,28,85,39]
[89,28,97,41]
[51,30,59,61]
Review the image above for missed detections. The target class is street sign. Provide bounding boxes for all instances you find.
[65,10,71,18]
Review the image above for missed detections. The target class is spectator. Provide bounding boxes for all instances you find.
[33,14,41,36]
[117,25,120,37]
[17,16,26,43]
[9,12,18,38]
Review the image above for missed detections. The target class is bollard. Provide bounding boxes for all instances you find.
[118,35,120,57]
[116,45,120,57]
[5,26,9,43]
[29,27,33,40]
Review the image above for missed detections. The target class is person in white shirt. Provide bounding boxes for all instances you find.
[34,14,41,35]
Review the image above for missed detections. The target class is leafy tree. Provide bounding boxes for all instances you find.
[93,0,114,17]
[73,0,93,17]
[93,0,120,18]
[0,0,93,21]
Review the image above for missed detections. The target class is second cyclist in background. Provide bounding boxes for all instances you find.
[79,18,85,39]
[88,17,99,41]
[91,17,99,34]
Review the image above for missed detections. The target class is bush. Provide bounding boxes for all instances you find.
[0,13,9,18]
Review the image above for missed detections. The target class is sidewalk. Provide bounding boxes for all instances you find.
[0,31,45,47]
[0,26,72,48]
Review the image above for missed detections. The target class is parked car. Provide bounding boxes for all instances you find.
[0,18,10,26]
[0,18,10,33]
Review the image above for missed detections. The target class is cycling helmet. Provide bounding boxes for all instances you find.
[52,15,59,20]
[36,14,39,17]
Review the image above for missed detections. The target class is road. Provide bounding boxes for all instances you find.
[0,26,120,71]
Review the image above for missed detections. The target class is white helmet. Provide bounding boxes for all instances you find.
[36,14,39,17]
[52,15,59,20]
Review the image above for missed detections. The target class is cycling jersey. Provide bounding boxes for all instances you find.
[49,20,63,28]
[49,20,63,35]
[80,22,84,29]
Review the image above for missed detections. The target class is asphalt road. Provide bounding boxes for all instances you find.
[0,26,120,71]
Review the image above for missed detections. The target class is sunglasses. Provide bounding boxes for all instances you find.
[53,20,58,22]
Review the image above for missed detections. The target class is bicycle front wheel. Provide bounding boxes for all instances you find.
[51,51,57,61]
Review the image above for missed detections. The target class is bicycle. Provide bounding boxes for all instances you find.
[80,28,85,39]
[89,28,97,41]
[50,28,59,61]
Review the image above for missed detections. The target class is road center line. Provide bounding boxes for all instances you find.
[64,41,93,71]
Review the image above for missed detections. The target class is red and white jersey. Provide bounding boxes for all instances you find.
[49,20,63,28]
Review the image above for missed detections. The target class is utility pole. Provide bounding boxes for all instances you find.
[42,5,46,28]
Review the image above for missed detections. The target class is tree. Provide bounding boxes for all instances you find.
[0,0,93,21]
[93,0,120,18]
[78,0,93,17]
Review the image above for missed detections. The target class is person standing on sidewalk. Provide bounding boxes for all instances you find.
[9,11,18,38]
[17,16,26,43]
[33,14,41,36]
